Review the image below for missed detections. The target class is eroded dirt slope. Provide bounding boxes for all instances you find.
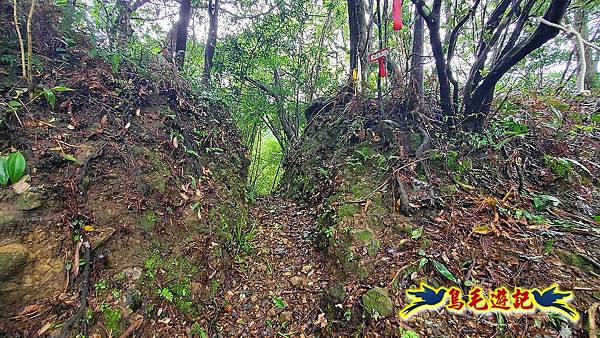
[1,53,249,336]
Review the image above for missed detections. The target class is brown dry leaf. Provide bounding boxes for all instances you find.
[19,304,41,316]
[302,265,313,274]
[37,322,53,336]
[315,313,328,328]
[472,225,493,235]
[11,175,31,194]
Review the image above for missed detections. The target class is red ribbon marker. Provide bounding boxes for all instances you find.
[392,0,403,30]
[369,48,389,77]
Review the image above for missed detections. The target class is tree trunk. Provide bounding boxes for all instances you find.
[412,0,454,123]
[203,0,219,86]
[115,0,133,46]
[463,0,570,131]
[409,4,424,98]
[175,0,192,70]
[347,0,368,87]
[575,8,597,90]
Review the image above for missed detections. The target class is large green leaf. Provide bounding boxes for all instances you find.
[6,151,26,184]
[0,156,8,186]
[432,260,458,283]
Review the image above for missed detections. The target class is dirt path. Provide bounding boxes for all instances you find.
[219,195,330,336]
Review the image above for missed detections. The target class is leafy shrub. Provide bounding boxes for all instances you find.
[543,155,572,178]
[533,194,561,211]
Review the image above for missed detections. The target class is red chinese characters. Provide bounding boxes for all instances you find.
[468,287,489,311]
[489,288,511,311]
[446,287,465,312]
[511,288,534,310]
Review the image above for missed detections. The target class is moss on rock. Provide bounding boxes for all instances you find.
[362,286,393,319]
[337,203,360,220]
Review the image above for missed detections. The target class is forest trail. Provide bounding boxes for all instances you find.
[219,196,329,336]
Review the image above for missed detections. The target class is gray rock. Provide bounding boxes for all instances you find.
[123,267,143,282]
[362,286,394,319]
[0,206,22,230]
[124,287,142,311]
[328,284,347,303]
[0,243,28,282]
[16,191,44,211]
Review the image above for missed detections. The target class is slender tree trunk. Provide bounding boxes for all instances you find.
[175,0,192,70]
[347,0,368,87]
[409,4,424,99]
[307,7,334,101]
[203,0,219,86]
[463,0,570,131]
[412,0,454,123]
[115,0,132,46]
[575,7,597,90]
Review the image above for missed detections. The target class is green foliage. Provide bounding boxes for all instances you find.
[533,194,560,211]
[399,328,419,338]
[467,117,529,150]
[431,260,458,283]
[0,156,8,186]
[247,134,283,198]
[0,151,26,186]
[445,150,472,176]
[544,239,554,254]
[272,296,286,309]
[217,210,256,253]
[190,323,207,338]
[543,155,572,178]
[41,85,73,109]
[100,304,122,335]
[143,253,200,315]
[159,287,174,302]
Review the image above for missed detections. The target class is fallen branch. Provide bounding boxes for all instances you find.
[589,302,599,338]
[394,171,413,214]
[118,314,144,338]
[26,0,37,97]
[59,241,91,338]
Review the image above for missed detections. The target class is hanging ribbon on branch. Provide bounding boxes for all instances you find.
[392,0,403,30]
